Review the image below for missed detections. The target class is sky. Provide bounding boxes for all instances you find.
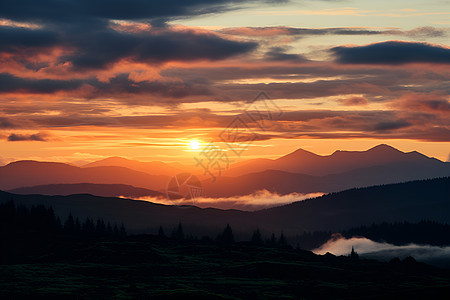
[0,0,449,166]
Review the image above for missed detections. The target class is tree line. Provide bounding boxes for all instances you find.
[3,200,450,249]
[0,201,126,239]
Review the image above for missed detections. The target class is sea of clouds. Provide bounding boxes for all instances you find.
[122,190,324,211]
[314,235,450,268]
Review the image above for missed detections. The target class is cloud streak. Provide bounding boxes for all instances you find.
[219,26,447,38]
[7,132,49,141]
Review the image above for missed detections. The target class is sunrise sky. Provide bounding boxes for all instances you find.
[0,0,449,166]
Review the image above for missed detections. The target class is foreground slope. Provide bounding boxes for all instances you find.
[2,237,450,299]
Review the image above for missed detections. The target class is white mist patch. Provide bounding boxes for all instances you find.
[314,235,450,268]
[121,190,324,211]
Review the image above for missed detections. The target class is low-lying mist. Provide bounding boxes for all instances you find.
[121,190,324,211]
[314,234,450,268]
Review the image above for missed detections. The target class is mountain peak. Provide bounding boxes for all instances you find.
[95,156,131,163]
[367,144,403,153]
[276,147,321,161]
[5,160,69,167]
[331,144,403,157]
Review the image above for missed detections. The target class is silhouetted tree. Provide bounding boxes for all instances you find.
[172,222,184,240]
[106,222,113,237]
[119,223,127,237]
[0,202,126,241]
[158,226,166,238]
[251,228,263,245]
[113,224,119,236]
[350,246,359,260]
[74,217,81,235]
[278,232,288,248]
[218,224,234,244]
[82,218,95,236]
[268,233,276,247]
[64,213,75,234]
[96,219,106,236]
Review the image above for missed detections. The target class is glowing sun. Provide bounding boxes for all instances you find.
[189,140,200,150]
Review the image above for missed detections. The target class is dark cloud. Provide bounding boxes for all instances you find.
[373,120,411,131]
[332,41,450,64]
[340,97,369,106]
[7,132,49,141]
[220,26,389,37]
[0,0,264,23]
[0,72,211,99]
[0,117,17,128]
[0,59,447,106]
[392,93,450,114]
[264,47,308,62]
[0,25,257,71]
[64,28,257,70]
[423,100,450,112]
[0,26,59,53]
[219,26,447,38]
[0,73,83,94]
[0,0,259,71]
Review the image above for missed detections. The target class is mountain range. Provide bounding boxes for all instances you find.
[0,161,169,191]
[8,183,164,198]
[82,156,184,176]
[223,144,445,176]
[1,144,448,200]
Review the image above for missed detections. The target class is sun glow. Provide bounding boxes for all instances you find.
[189,140,200,150]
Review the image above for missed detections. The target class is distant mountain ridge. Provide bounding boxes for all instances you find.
[0,161,169,191]
[8,183,164,198]
[224,144,444,177]
[82,157,184,176]
[202,162,450,197]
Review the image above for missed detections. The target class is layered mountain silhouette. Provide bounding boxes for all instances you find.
[82,156,184,176]
[0,161,169,191]
[224,144,445,176]
[1,177,448,237]
[199,144,450,196]
[8,183,164,198]
[202,161,450,197]
[2,145,448,198]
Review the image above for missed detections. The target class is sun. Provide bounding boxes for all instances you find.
[189,140,200,150]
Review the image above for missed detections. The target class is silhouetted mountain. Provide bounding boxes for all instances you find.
[225,144,447,177]
[255,177,450,232]
[83,157,184,176]
[8,183,164,198]
[1,177,449,238]
[202,160,450,197]
[4,145,448,198]
[0,161,169,191]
